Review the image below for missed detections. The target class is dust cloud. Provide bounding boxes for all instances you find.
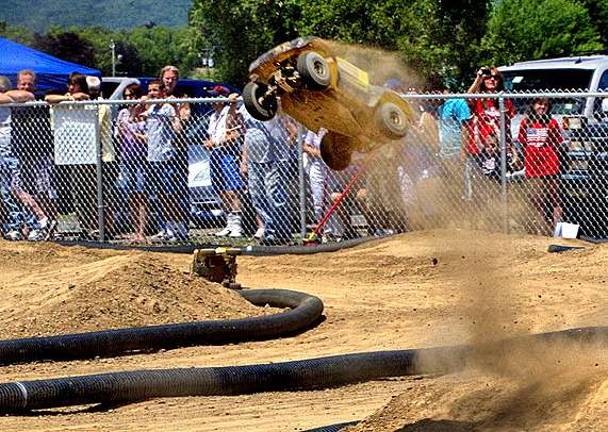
[315,40,608,426]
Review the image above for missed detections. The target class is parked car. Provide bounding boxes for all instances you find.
[242,36,415,171]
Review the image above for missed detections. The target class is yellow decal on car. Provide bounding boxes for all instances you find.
[336,57,369,89]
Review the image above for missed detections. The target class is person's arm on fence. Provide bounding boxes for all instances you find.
[45,92,89,104]
[3,90,34,103]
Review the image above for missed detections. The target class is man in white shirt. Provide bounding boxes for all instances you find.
[205,85,245,237]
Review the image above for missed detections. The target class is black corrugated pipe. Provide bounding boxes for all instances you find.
[0,289,323,365]
[1,325,608,413]
[0,347,469,413]
[302,420,359,431]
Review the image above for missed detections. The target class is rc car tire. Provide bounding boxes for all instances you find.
[376,102,409,139]
[297,51,331,90]
[320,132,352,171]
[243,81,278,121]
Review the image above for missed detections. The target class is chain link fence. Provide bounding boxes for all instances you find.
[1,92,607,247]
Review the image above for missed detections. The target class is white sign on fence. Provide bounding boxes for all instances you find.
[53,105,98,165]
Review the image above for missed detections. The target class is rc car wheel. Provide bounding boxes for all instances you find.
[376,102,409,139]
[320,132,353,171]
[243,81,278,121]
[296,51,331,90]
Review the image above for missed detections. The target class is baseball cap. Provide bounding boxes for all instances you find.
[208,85,230,97]
[86,76,101,91]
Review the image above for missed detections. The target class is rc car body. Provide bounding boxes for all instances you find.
[243,37,414,170]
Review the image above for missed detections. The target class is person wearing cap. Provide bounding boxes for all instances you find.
[205,85,245,237]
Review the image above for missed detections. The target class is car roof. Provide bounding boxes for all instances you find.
[500,55,608,72]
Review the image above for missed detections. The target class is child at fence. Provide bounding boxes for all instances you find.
[115,84,148,242]
[518,97,563,234]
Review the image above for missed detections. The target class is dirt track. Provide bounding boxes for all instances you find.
[0,229,606,431]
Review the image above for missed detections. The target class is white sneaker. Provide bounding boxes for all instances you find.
[28,229,46,242]
[253,227,265,240]
[228,213,242,237]
[38,217,49,229]
[214,226,232,237]
[4,230,23,241]
[150,229,168,241]
[229,226,243,238]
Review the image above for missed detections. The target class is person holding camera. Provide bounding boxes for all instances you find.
[464,66,515,201]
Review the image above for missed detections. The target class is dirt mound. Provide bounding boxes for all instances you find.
[0,243,276,338]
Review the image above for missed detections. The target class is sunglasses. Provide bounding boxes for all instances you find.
[484,75,499,81]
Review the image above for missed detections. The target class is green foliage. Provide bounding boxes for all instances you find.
[188,0,492,87]
[4,0,608,90]
[0,22,34,45]
[482,0,603,65]
[32,30,97,68]
[579,0,608,45]
[190,0,302,85]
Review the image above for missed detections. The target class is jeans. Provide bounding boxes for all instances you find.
[248,161,287,237]
[0,155,36,232]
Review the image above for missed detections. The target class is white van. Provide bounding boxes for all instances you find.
[500,55,608,122]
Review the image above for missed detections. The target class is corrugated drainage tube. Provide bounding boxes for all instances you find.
[0,288,323,365]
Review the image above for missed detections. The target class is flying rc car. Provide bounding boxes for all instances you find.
[243,37,415,171]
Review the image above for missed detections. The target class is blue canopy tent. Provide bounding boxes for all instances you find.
[0,37,101,95]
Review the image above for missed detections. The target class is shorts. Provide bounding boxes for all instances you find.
[210,147,243,192]
[118,159,146,195]
[146,161,179,196]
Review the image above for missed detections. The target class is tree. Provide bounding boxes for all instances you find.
[32,29,97,68]
[482,0,603,66]
[189,0,302,85]
[579,0,608,46]
[0,22,34,45]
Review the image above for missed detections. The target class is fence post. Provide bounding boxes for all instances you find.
[297,126,306,245]
[498,95,509,233]
[94,104,106,243]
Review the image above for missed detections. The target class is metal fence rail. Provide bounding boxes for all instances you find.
[0,91,607,247]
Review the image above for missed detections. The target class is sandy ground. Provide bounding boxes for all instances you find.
[0,229,606,431]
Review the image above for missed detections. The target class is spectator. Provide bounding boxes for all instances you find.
[143,79,184,241]
[115,84,148,241]
[158,65,190,241]
[303,128,329,234]
[0,76,38,240]
[464,66,515,201]
[206,85,245,238]
[518,97,564,233]
[45,72,90,104]
[1,72,51,241]
[240,105,296,245]
[159,65,191,124]
[434,80,471,183]
[46,73,99,239]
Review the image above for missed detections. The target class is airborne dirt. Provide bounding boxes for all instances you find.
[0,230,607,431]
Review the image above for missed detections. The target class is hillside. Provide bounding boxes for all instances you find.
[2,0,192,32]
